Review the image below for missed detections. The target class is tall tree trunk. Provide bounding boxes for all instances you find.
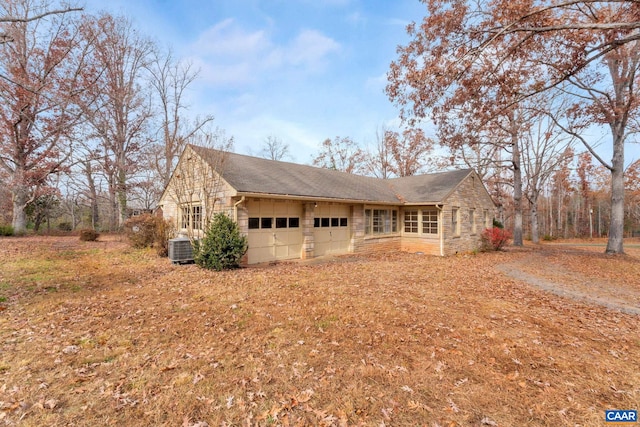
[530,190,540,244]
[82,160,100,230]
[11,184,29,234]
[117,167,127,227]
[108,181,118,232]
[511,129,523,246]
[606,135,625,253]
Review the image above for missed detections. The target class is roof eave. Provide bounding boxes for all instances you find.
[235,191,401,205]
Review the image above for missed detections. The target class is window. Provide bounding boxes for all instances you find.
[422,209,438,235]
[180,205,202,230]
[373,209,385,233]
[321,217,330,227]
[404,210,418,233]
[180,206,189,229]
[469,208,476,234]
[339,217,348,227]
[249,217,296,230]
[452,208,459,236]
[314,218,320,228]
[193,206,202,230]
[365,208,398,235]
[331,217,339,227]
[484,210,490,228]
[365,210,372,234]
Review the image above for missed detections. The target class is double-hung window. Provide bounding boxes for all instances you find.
[422,208,438,235]
[452,207,460,236]
[404,210,419,233]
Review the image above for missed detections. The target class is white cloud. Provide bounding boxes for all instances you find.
[286,30,341,69]
[193,19,270,57]
[186,20,341,87]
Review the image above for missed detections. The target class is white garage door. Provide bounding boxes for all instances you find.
[246,199,303,264]
[314,204,351,256]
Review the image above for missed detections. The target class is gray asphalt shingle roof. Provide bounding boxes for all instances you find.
[190,145,472,204]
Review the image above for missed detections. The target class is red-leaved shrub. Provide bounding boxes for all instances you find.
[481,227,512,251]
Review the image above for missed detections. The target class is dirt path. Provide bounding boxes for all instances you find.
[496,247,640,315]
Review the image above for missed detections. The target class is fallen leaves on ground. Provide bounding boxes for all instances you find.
[0,235,638,426]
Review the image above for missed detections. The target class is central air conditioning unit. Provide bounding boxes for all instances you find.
[168,237,194,264]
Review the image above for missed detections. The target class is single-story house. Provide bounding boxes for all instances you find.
[159,144,496,264]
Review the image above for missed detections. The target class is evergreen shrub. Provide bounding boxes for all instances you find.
[194,213,248,271]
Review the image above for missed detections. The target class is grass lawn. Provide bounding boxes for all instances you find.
[0,235,639,426]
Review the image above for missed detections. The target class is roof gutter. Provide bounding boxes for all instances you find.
[233,196,245,223]
[435,204,444,256]
[236,191,400,206]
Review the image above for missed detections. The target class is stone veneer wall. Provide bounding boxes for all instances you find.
[301,202,315,259]
[441,174,495,255]
[350,204,403,254]
[400,236,441,256]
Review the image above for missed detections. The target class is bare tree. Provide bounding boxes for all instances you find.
[78,13,154,230]
[0,3,82,44]
[312,136,365,174]
[364,126,394,179]
[259,135,290,161]
[522,97,576,243]
[146,48,213,188]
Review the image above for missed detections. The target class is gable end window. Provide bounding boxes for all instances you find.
[181,205,202,230]
[452,208,460,236]
[469,208,476,234]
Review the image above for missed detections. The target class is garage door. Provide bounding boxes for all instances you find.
[246,199,303,264]
[314,204,351,256]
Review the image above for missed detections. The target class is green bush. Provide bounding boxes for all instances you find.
[79,228,99,241]
[58,222,73,232]
[492,218,504,229]
[0,224,14,236]
[194,213,248,271]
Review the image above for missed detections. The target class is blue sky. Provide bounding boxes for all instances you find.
[81,0,638,169]
[82,0,427,164]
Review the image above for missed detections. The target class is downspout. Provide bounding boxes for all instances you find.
[437,204,444,256]
[233,196,245,223]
